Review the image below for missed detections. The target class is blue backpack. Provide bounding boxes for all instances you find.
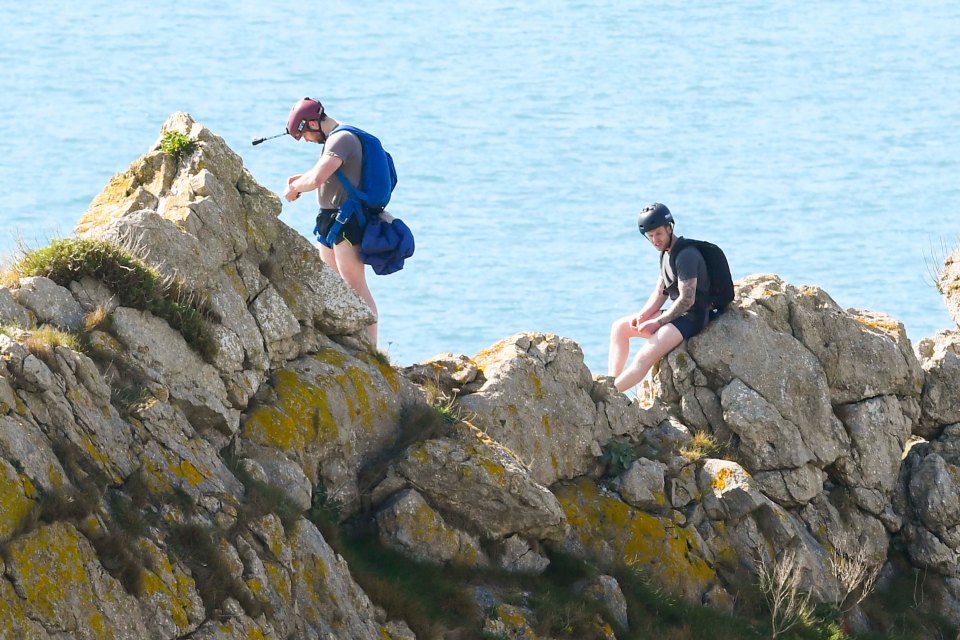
[316,125,398,248]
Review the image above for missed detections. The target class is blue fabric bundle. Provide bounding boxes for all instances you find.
[360,215,415,275]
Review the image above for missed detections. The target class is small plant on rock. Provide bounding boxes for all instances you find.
[159,130,197,161]
[601,438,639,476]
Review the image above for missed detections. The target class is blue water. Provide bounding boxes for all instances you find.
[2,1,959,372]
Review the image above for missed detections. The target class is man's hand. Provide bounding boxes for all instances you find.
[283,175,301,202]
[635,318,662,338]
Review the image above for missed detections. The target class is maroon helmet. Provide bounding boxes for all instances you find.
[286,97,325,140]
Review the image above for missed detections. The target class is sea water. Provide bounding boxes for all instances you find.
[2,0,958,372]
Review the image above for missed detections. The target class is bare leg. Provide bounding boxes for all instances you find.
[318,242,339,274]
[334,241,378,345]
[614,323,684,392]
[608,314,641,376]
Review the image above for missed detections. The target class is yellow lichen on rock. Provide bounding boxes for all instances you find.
[556,478,715,601]
[0,460,36,542]
[711,466,735,492]
[242,369,338,454]
[5,521,143,636]
[855,316,900,334]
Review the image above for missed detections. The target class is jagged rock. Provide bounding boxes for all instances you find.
[3,521,151,639]
[389,423,566,540]
[833,395,915,495]
[76,113,373,354]
[612,457,667,510]
[457,332,648,487]
[916,330,960,437]
[111,306,239,434]
[659,275,925,516]
[238,453,312,512]
[376,488,488,566]
[492,535,550,574]
[187,600,278,639]
[482,604,540,640]
[575,575,629,631]
[667,462,699,509]
[289,519,408,639]
[642,416,693,456]
[1,337,138,485]
[136,539,205,638]
[909,452,960,545]
[10,276,85,331]
[555,477,715,603]
[895,426,960,575]
[940,246,960,328]
[698,459,767,521]
[402,351,484,395]
[0,286,32,328]
[240,343,421,512]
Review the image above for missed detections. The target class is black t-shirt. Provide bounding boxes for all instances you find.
[660,237,711,306]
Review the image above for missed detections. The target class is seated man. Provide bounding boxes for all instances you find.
[608,203,712,392]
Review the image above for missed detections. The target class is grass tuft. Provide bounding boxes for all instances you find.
[83,306,111,333]
[22,325,83,360]
[13,238,216,359]
[680,432,722,463]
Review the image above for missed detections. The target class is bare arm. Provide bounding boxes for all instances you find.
[636,279,669,323]
[657,276,698,326]
[284,153,343,201]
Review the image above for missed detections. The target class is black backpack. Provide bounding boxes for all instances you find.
[667,238,735,314]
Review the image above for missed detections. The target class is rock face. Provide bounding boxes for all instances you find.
[2,113,959,637]
[916,330,960,438]
[456,333,659,486]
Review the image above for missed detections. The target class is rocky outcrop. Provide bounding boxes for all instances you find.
[75,112,374,431]
[455,333,662,486]
[0,114,411,639]
[916,329,960,438]
[3,113,960,637]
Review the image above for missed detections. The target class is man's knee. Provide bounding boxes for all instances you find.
[611,316,633,340]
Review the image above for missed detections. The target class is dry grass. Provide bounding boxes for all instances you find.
[21,325,82,359]
[0,268,19,289]
[83,306,111,333]
[754,548,814,639]
[680,432,722,462]
[829,544,882,613]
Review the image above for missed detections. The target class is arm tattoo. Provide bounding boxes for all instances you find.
[658,277,698,326]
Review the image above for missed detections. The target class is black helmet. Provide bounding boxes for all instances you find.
[637,203,674,234]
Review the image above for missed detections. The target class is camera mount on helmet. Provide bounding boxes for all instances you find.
[286,97,326,141]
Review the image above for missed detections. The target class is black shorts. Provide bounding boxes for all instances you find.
[315,208,364,246]
[670,308,710,340]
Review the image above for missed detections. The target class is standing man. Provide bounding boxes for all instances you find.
[607,203,712,392]
[283,97,378,345]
